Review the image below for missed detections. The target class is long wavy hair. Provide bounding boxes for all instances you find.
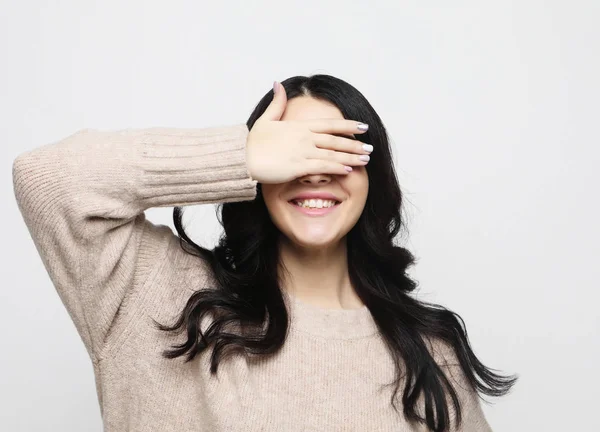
[154,74,518,432]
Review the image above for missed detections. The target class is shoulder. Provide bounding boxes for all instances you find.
[421,336,476,408]
[422,336,493,431]
[422,336,461,367]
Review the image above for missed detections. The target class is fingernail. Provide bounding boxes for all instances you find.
[362,144,373,153]
[344,166,353,172]
[273,81,278,93]
[359,155,370,162]
[357,123,369,131]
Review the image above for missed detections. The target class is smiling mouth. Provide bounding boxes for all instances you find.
[286,200,342,217]
[288,200,342,209]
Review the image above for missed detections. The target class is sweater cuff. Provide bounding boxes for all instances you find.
[132,124,258,208]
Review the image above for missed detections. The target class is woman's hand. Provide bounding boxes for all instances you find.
[245,81,372,184]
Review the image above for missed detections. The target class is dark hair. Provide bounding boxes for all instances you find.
[154,74,518,432]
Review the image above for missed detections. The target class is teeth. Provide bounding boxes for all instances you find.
[294,199,339,209]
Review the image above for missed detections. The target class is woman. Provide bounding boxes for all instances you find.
[13,74,517,431]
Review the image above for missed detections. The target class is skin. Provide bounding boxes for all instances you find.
[261,96,369,309]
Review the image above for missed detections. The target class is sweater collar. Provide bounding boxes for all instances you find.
[282,290,380,340]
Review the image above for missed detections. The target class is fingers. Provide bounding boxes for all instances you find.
[312,132,373,155]
[304,118,369,135]
[310,148,370,167]
[301,159,353,177]
[259,81,288,122]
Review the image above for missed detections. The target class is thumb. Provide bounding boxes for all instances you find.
[259,81,287,122]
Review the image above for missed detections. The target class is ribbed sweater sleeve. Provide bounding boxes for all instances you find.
[12,125,258,362]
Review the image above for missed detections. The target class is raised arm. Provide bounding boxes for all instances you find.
[12,125,257,362]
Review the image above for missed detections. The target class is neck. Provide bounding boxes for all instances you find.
[277,235,364,310]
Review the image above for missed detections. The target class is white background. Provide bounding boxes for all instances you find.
[2,1,599,431]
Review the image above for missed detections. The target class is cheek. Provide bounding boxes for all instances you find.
[261,184,287,216]
[347,169,369,206]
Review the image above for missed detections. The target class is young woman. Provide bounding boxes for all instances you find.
[13,74,517,432]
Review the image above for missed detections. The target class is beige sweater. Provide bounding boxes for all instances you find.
[12,125,493,432]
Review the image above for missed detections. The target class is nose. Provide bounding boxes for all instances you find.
[298,173,332,185]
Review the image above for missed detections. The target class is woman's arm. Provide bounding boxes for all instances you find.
[12,124,257,362]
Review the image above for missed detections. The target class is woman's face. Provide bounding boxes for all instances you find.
[261,96,369,250]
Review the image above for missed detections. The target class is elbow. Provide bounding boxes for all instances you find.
[12,151,34,205]
[12,128,92,201]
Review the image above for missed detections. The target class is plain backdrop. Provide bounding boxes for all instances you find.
[2,1,599,431]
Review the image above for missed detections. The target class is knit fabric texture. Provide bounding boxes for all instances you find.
[12,124,493,431]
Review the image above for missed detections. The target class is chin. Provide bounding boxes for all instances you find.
[284,229,343,250]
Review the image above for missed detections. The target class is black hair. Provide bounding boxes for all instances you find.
[154,74,517,432]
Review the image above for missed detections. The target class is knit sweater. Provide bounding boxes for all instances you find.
[12,124,493,432]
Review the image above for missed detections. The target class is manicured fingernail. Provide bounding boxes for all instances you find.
[344,166,353,172]
[357,123,369,131]
[359,155,370,162]
[362,144,373,153]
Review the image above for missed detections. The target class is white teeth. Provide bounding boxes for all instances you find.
[294,198,339,209]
